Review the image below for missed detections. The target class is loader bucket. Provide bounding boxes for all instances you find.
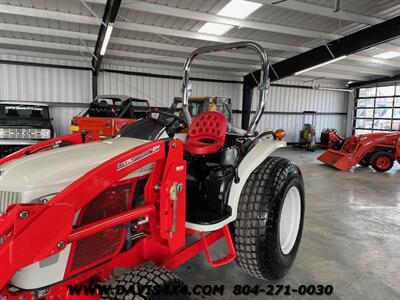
[317,149,352,171]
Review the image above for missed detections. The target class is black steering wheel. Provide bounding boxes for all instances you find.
[148,110,187,136]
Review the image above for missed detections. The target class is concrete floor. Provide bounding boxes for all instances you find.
[176,147,400,300]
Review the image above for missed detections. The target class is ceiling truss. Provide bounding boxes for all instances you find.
[0,1,399,82]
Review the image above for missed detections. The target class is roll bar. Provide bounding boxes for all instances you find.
[181,41,270,134]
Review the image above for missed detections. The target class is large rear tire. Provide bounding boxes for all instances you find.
[371,151,393,172]
[103,266,189,300]
[233,157,305,280]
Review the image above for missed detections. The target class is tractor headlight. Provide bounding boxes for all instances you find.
[41,129,51,139]
[0,128,4,137]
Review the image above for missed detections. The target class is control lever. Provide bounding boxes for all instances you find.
[233,165,240,184]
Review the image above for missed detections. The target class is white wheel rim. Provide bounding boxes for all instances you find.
[279,186,301,255]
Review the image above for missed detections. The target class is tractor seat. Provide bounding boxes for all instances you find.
[184,111,227,155]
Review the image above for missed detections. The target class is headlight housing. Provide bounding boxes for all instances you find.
[40,129,51,139]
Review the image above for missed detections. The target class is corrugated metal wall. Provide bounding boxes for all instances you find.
[98,64,243,110]
[252,80,348,142]
[0,57,348,141]
[99,65,348,142]
[0,54,91,136]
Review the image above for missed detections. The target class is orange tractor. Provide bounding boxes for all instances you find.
[318,132,400,172]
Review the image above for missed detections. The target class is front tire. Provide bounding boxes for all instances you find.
[103,266,189,300]
[234,157,305,280]
[359,155,371,167]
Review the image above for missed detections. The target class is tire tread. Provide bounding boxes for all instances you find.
[102,266,184,300]
[234,156,303,280]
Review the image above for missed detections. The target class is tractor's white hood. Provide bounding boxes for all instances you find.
[0,137,147,194]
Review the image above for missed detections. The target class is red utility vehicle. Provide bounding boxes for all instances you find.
[318,131,400,172]
[0,42,304,300]
[71,95,150,137]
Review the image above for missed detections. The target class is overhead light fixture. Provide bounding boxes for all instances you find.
[295,56,347,75]
[198,22,233,36]
[373,51,400,59]
[197,0,263,36]
[217,0,263,19]
[100,23,114,56]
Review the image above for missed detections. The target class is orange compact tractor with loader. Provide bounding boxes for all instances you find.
[318,131,400,172]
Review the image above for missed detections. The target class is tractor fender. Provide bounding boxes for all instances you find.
[186,136,286,232]
[227,137,286,220]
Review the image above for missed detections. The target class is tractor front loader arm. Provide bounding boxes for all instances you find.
[0,203,76,289]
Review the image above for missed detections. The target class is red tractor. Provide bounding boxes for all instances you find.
[318,131,400,172]
[0,42,305,299]
[319,128,344,150]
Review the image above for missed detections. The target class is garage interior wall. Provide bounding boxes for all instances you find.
[250,80,348,142]
[0,54,91,136]
[98,64,243,111]
[99,64,348,142]
[1,56,348,141]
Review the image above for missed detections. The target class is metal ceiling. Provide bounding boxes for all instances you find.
[0,0,399,82]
